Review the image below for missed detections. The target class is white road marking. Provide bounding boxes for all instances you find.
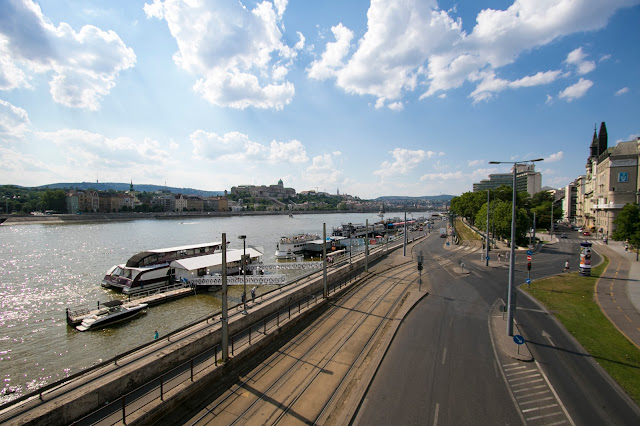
[542,330,556,347]
[433,402,439,426]
[441,347,447,365]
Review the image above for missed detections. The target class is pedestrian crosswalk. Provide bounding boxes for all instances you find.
[501,361,574,425]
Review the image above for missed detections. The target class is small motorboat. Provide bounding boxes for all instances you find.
[76,300,148,331]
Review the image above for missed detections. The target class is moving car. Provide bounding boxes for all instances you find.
[561,233,568,238]
[583,231,591,236]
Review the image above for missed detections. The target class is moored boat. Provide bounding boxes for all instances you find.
[102,242,263,294]
[275,234,319,258]
[75,300,147,331]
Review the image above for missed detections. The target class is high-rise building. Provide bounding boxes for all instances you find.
[473,164,542,196]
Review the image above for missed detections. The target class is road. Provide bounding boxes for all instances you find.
[354,226,640,425]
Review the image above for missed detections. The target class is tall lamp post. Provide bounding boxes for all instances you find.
[238,235,247,314]
[485,189,490,266]
[489,158,544,336]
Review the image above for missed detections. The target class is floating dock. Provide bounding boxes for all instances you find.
[66,285,196,326]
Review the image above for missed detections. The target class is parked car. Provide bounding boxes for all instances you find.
[561,234,567,238]
[583,231,591,236]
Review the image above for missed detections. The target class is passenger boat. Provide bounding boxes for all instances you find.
[331,223,386,238]
[275,234,319,258]
[75,300,147,331]
[102,242,263,294]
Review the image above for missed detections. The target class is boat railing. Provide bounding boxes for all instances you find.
[126,282,193,302]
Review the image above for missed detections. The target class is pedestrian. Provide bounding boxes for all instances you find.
[241,292,246,305]
[498,253,502,262]
[154,330,158,340]
[564,261,569,272]
[251,287,256,303]
[625,243,629,252]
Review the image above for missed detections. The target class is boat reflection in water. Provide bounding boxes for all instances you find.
[76,300,148,332]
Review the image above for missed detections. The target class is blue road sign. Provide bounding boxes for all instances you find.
[525,278,531,284]
[526,250,533,255]
[513,335,525,345]
[486,255,490,260]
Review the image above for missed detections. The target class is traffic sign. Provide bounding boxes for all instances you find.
[486,255,490,260]
[527,255,532,261]
[526,250,533,255]
[513,335,525,345]
[526,278,531,284]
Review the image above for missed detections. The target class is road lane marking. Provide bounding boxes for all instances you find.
[522,403,558,413]
[511,378,544,386]
[625,315,632,322]
[433,402,439,426]
[441,347,447,365]
[513,385,547,393]
[519,396,554,405]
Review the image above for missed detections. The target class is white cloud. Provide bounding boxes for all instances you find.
[145,0,296,110]
[374,148,428,178]
[0,99,30,140]
[191,129,308,164]
[387,101,404,111]
[307,23,353,81]
[310,0,637,105]
[615,87,629,96]
[509,70,562,88]
[558,78,593,101]
[269,139,308,163]
[546,151,564,163]
[565,47,596,75]
[467,159,484,167]
[0,0,136,110]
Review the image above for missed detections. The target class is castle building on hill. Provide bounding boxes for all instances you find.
[230,179,296,200]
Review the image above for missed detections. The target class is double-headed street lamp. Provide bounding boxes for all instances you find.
[238,235,247,315]
[489,158,544,336]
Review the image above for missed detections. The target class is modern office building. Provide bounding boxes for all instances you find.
[473,164,542,196]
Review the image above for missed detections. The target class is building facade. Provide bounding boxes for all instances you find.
[473,164,542,196]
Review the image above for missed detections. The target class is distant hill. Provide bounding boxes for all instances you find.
[37,182,225,197]
[375,195,454,202]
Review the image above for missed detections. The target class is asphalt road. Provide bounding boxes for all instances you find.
[354,227,640,425]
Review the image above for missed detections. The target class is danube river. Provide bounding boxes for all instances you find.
[0,211,428,403]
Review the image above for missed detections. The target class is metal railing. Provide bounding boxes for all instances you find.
[75,273,360,425]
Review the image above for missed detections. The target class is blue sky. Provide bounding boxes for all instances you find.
[0,0,638,199]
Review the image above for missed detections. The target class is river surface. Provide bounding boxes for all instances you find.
[0,212,431,403]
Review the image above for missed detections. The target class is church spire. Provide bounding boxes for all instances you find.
[590,124,598,157]
[598,121,608,155]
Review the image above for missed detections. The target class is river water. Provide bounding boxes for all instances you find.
[0,211,430,403]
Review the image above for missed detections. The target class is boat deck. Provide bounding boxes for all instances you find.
[66,285,195,326]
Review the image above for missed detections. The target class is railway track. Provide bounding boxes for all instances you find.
[186,260,421,425]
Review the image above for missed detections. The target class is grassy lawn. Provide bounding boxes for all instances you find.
[454,217,482,241]
[523,256,640,405]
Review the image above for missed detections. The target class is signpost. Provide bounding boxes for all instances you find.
[417,252,424,291]
[513,334,525,354]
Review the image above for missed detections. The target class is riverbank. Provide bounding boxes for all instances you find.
[0,209,408,226]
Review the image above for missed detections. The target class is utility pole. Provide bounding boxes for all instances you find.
[403,211,407,256]
[485,189,490,266]
[365,219,369,272]
[322,223,327,298]
[221,233,228,362]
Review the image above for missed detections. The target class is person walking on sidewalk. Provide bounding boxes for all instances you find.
[563,261,570,272]
[251,287,256,303]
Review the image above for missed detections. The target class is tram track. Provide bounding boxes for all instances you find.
[187,259,420,425]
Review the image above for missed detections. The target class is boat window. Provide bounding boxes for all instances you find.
[197,268,206,276]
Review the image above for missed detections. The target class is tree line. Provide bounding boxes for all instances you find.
[450,185,562,246]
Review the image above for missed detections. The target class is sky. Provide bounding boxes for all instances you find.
[0,0,639,199]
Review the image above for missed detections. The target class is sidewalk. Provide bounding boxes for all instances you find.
[591,239,640,350]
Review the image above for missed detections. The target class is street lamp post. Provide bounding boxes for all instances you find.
[489,158,544,336]
[238,235,247,314]
[485,189,490,266]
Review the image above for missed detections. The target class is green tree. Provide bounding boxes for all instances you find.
[42,190,67,213]
[612,203,640,247]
